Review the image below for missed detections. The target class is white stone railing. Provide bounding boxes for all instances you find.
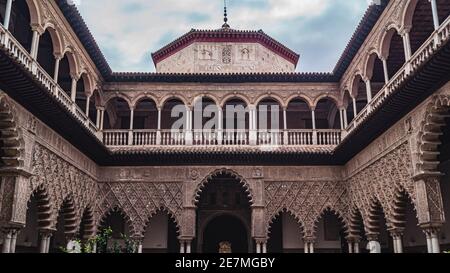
[287,130,314,145]
[317,130,342,146]
[103,129,342,147]
[0,25,99,137]
[344,16,450,137]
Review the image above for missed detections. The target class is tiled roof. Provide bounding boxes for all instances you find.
[151,28,300,66]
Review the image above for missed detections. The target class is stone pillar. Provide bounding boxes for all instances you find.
[366,233,381,253]
[309,242,314,254]
[354,242,360,253]
[348,242,353,253]
[304,237,315,254]
[401,28,412,61]
[262,242,267,254]
[430,0,440,30]
[1,229,12,253]
[157,108,162,145]
[3,0,13,29]
[217,108,223,145]
[390,229,404,254]
[39,230,53,253]
[365,78,373,102]
[381,57,389,84]
[96,107,101,128]
[423,228,441,253]
[180,240,185,254]
[249,105,257,145]
[339,108,344,130]
[129,108,135,145]
[9,229,18,253]
[352,97,358,116]
[256,242,261,254]
[30,28,41,59]
[70,74,78,103]
[85,95,91,117]
[53,55,62,82]
[185,240,192,254]
[311,109,317,145]
[283,107,288,145]
[343,108,348,127]
[185,108,193,145]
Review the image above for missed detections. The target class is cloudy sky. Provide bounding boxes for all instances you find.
[72,0,373,72]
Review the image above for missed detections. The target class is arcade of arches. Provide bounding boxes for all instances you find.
[1,0,450,254]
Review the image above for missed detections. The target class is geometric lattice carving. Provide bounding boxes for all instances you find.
[348,142,416,230]
[96,182,183,237]
[265,180,349,238]
[29,143,97,231]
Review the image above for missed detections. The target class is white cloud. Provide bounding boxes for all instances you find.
[74,0,369,72]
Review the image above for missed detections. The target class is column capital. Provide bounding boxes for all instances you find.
[388,227,405,238]
[303,236,316,244]
[70,73,80,81]
[254,237,268,245]
[401,25,412,36]
[421,225,441,235]
[30,24,44,35]
[346,235,361,244]
[39,228,55,238]
[366,232,380,242]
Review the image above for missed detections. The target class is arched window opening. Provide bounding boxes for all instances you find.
[257,99,283,131]
[75,73,88,111]
[88,90,100,124]
[353,75,368,114]
[366,53,386,97]
[223,98,249,131]
[6,0,32,52]
[314,210,348,253]
[98,209,132,253]
[286,99,312,129]
[267,212,303,253]
[104,97,131,130]
[57,55,73,97]
[161,99,186,130]
[134,98,158,130]
[142,211,180,253]
[193,97,217,130]
[386,30,406,79]
[315,98,340,129]
[343,91,354,125]
[36,30,55,77]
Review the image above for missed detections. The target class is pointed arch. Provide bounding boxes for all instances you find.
[27,184,54,230]
[417,95,450,174]
[143,206,181,235]
[97,206,137,236]
[79,205,96,239]
[193,168,253,207]
[312,206,349,235]
[265,208,305,239]
[0,94,25,168]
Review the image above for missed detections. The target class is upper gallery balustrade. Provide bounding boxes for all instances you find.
[1,0,450,149]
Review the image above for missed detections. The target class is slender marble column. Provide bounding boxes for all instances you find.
[430,0,440,30]
[3,0,13,29]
